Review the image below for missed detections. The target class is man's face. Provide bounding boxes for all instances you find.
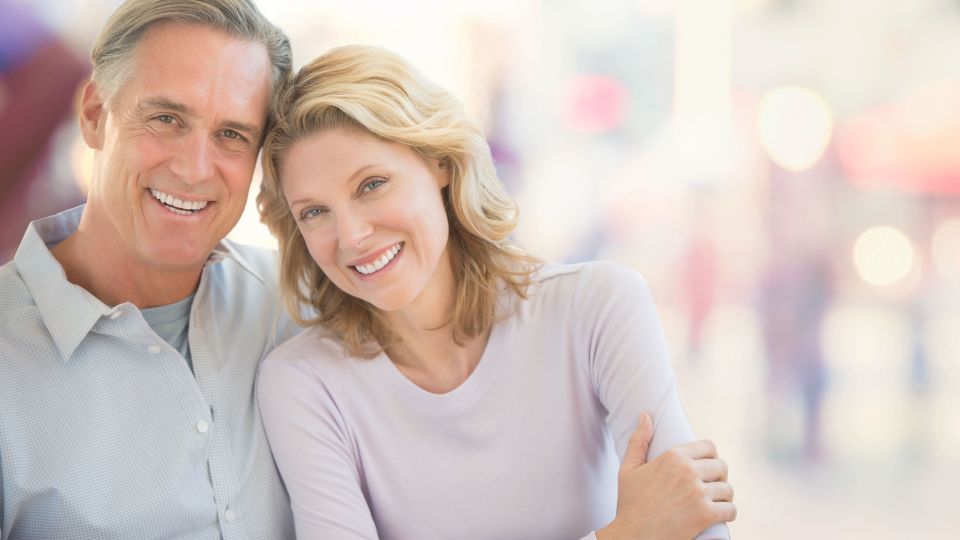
[79,22,272,272]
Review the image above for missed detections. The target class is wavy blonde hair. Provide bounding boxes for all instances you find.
[259,45,539,357]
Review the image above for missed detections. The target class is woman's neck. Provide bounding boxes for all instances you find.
[384,320,491,395]
[382,247,490,394]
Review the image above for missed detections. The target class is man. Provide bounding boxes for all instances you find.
[0,1,296,537]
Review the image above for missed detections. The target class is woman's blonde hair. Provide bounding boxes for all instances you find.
[259,45,539,357]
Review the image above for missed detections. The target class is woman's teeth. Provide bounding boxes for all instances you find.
[354,243,402,275]
[150,188,209,215]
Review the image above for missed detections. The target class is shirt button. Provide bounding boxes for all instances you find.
[110,311,122,320]
[148,345,162,354]
[224,508,236,522]
[196,420,209,433]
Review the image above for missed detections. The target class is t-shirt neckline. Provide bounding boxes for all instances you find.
[373,316,511,414]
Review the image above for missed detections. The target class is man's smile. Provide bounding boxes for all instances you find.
[149,188,212,216]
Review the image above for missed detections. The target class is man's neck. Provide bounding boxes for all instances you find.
[50,228,203,309]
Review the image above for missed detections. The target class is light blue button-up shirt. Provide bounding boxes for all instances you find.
[0,206,298,539]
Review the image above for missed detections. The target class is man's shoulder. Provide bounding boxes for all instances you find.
[218,239,281,282]
[0,258,34,313]
[206,240,307,348]
[1,257,20,281]
[0,259,50,366]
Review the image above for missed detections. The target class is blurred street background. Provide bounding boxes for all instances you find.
[2,0,957,537]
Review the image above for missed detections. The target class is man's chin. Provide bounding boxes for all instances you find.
[139,241,217,273]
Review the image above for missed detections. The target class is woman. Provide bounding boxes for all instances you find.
[257,45,735,540]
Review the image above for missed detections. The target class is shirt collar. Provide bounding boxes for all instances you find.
[13,204,266,360]
[208,238,267,285]
[15,206,107,361]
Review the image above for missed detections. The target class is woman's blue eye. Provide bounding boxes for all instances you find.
[299,207,327,221]
[362,178,386,193]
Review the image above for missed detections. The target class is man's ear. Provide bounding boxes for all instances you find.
[79,80,107,150]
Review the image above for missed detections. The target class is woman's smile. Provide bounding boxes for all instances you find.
[350,241,404,278]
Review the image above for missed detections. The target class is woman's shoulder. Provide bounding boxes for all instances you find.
[260,325,350,378]
[533,260,648,293]
[517,260,651,321]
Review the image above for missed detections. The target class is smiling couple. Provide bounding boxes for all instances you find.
[0,1,733,539]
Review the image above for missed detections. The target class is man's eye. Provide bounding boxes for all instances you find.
[155,114,176,124]
[223,129,243,140]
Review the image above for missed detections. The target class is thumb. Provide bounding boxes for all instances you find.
[622,412,653,472]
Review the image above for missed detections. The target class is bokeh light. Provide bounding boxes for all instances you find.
[931,217,960,280]
[757,86,834,172]
[853,226,915,287]
[836,82,960,195]
[563,75,629,135]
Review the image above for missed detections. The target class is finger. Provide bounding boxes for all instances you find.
[710,501,737,523]
[674,438,718,460]
[702,481,734,503]
[694,458,728,482]
[621,412,653,471]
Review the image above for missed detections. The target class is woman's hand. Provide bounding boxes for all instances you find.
[597,413,736,540]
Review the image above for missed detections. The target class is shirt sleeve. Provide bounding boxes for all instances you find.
[576,262,731,540]
[1,444,5,536]
[257,351,379,540]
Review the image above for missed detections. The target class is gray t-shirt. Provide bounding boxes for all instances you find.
[142,294,194,372]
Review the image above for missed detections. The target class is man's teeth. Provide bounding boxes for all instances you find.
[150,189,209,213]
[354,243,402,275]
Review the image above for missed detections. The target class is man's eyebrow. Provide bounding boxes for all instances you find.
[136,97,192,115]
[135,98,261,140]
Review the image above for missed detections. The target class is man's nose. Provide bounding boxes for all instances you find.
[170,131,215,183]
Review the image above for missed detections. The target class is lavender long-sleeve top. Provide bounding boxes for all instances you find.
[258,261,730,540]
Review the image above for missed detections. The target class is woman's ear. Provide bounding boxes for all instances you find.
[435,157,451,189]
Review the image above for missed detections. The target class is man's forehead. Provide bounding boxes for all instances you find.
[131,22,272,85]
[119,22,272,124]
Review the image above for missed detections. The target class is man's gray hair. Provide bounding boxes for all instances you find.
[91,0,292,121]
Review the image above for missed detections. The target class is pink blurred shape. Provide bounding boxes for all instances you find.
[836,82,960,194]
[564,74,629,134]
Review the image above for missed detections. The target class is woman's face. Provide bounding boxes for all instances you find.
[281,127,452,313]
